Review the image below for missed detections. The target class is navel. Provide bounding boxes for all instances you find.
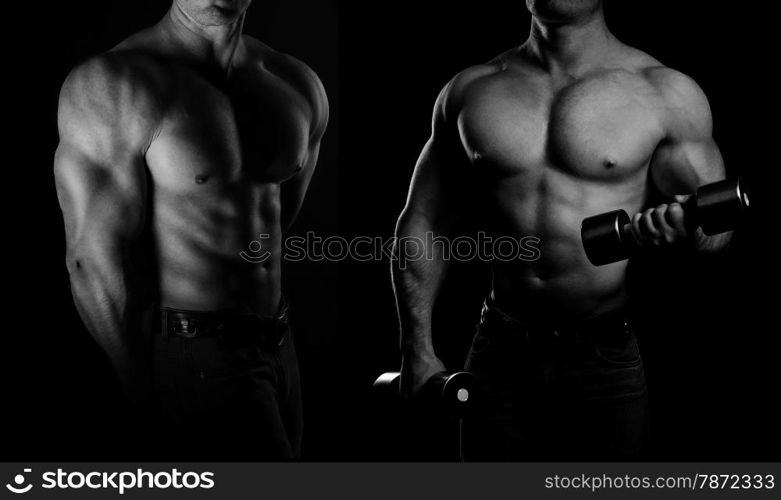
[195,174,210,184]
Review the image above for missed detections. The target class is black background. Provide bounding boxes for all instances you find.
[4,0,778,461]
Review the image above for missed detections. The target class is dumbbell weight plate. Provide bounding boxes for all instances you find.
[696,179,749,235]
[581,209,633,266]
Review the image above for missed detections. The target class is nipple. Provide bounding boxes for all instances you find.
[604,159,617,169]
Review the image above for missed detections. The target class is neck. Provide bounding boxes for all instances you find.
[159,3,246,75]
[524,9,613,76]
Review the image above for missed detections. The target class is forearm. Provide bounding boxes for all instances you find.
[67,246,146,392]
[391,223,448,359]
[393,269,438,357]
[693,227,732,254]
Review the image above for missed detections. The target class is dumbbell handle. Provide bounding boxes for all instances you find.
[582,178,748,266]
[615,194,699,245]
[622,178,747,238]
[374,371,472,397]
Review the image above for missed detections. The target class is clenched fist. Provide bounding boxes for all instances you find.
[628,195,694,247]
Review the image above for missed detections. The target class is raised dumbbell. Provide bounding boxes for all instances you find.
[373,371,477,417]
[581,178,749,266]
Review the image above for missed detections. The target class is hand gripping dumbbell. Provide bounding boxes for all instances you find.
[581,178,749,266]
[373,371,477,417]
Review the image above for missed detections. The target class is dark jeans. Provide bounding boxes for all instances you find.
[460,298,649,461]
[151,315,302,459]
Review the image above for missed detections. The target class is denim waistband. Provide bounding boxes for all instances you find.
[479,295,631,344]
[156,296,289,346]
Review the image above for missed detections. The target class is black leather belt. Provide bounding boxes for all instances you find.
[157,301,289,348]
[479,298,631,346]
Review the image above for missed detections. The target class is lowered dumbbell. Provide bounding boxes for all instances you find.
[373,371,477,417]
[581,178,749,266]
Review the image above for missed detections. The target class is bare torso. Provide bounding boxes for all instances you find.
[454,46,673,323]
[55,6,328,396]
[112,33,319,314]
[395,11,723,394]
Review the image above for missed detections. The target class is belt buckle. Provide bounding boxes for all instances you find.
[171,315,198,338]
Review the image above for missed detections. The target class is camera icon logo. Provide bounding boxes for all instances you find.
[5,469,33,494]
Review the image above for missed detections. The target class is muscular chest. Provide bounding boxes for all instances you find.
[459,70,665,182]
[149,65,310,188]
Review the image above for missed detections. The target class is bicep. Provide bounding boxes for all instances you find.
[650,136,725,196]
[649,69,726,196]
[399,71,481,235]
[55,59,152,253]
[399,130,472,235]
[54,141,147,256]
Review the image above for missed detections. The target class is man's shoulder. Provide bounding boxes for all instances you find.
[436,59,506,121]
[242,36,329,129]
[592,42,712,129]
[598,42,711,137]
[58,51,168,152]
[613,45,708,110]
[448,62,504,94]
[642,66,707,107]
[60,50,169,116]
[639,65,711,133]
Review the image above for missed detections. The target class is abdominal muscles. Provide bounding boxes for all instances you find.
[152,183,283,315]
[487,167,645,323]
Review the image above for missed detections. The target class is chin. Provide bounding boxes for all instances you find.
[194,6,242,26]
[526,0,601,23]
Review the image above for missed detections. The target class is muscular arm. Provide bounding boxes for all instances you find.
[645,69,730,253]
[54,56,156,401]
[392,79,475,394]
[280,60,329,232]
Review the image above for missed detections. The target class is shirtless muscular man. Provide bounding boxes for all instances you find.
[393,0,729,460]
[55,0,328,458]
